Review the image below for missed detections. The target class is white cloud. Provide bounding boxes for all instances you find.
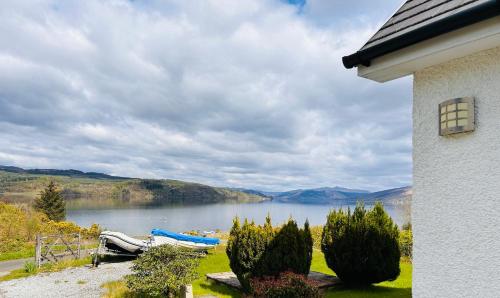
[0,0,412,191]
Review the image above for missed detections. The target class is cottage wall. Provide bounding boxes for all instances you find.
[413,46,500,297]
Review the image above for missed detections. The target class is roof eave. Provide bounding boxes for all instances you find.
[343,0,500,69]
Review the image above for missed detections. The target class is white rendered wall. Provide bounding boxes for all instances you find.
[413,46,500,297]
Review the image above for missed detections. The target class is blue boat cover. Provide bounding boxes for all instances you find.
[151,229,220,245]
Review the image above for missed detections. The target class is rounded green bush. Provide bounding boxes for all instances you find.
[321,202,401,285]
[226,216,313,293]
[126,245,200,296]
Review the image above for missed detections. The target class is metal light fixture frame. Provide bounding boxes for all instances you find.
[439,97,475,136]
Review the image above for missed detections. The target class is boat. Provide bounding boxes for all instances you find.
[151,229,220,245]
[151,228,220,251]
[94,229,220,264]
[99,231,149,254]
[152,235,217,251]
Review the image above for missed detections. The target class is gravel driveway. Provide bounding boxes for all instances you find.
[0,261,132,298]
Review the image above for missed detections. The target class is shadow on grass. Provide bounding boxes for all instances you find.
[197,279,241,298]
[325,284,411,298]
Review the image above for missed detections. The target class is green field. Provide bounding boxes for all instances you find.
[103,248,412,297]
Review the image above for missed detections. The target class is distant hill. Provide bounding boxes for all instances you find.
[0,165,411,208]
[230,188,273,199]
[269,187,368,204]
[362,186,412,204]
[0,166,269,208]
[265,186,411,205]
[0,165,128,180]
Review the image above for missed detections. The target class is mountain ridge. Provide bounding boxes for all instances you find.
[0,165,411,206]
[0,165,268,208]
[234,186,411,205]
[0,165,129,180]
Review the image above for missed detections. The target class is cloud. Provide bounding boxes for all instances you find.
[0,0,412,191]
[301,0,404,28]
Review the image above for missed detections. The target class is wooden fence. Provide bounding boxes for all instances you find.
[35,233,82,267]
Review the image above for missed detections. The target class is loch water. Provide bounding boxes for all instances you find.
[67,202,404,235]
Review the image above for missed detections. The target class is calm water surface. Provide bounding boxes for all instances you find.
[67,202,404,235]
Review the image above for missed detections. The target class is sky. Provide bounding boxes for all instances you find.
[0,0,412,192]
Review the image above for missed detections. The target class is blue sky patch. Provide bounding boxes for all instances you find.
[284,0,306,7]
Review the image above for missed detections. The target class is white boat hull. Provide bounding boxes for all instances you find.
[100,231,148,254]
[152,235,216,251]
[98,231,217,255]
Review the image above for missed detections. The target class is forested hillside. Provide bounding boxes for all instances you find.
[0,169,268,209]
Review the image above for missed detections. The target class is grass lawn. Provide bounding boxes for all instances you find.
[103,247,412,297]
[0,248,34,262]
[194,248,411,298]
[0,243,98,262]
[192,246,240,297]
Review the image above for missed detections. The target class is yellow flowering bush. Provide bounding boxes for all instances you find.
[0,202,101,256]
[399,229,413,260]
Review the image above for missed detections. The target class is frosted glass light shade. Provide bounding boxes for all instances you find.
[439,97,475,136]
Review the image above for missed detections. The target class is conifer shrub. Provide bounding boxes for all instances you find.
[226,216,313,293]
[34,181,66,221]
[226,216,274,292]
[259,219,313,277]
[321,202,401,285]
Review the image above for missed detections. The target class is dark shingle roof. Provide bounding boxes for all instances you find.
[361,0,489,51]
[342,0,500,69]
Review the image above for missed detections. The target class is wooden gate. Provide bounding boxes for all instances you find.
[35,233,81,267]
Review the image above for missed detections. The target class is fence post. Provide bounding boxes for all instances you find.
[35,234,42,267]
[77,233,81,259]
[181,284,193,298]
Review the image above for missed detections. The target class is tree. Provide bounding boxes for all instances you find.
[126,245,200,297]
[321,202,401,285]
[34,181,66,221]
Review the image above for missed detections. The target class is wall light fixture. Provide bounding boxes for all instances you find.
[439,97,475,136]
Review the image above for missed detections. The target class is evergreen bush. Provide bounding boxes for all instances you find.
[226,215,313,293]
[226,216,274,292]
[259,219,313,277]
[321,202,401,285]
